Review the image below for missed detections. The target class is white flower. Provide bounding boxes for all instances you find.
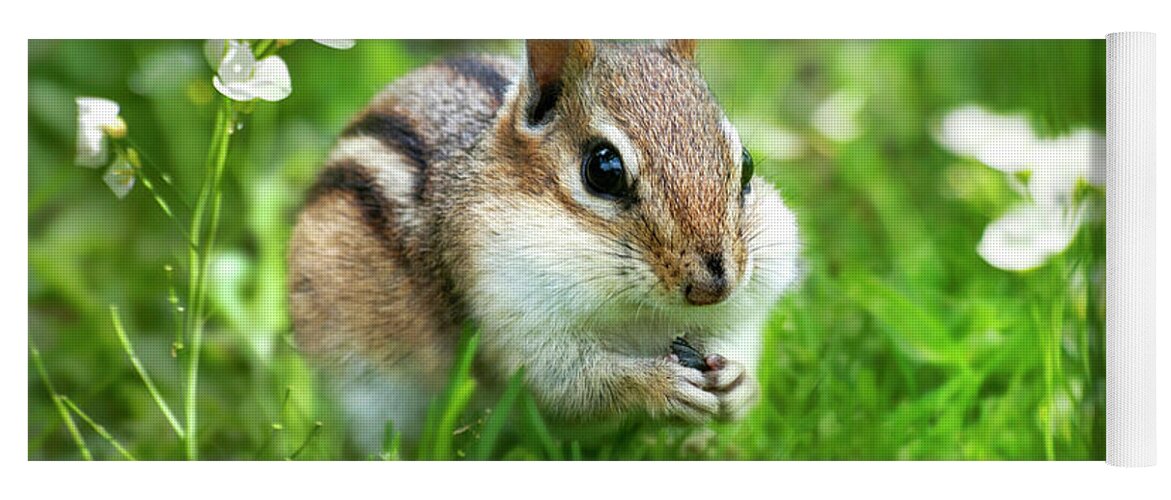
[936,105,1105,196]
[935,105,1038,173]
[75,97,125,168]
[313,39,355,50]
[936,105,1105,272]
[1028,129,1105,209]
[211,40,291,102]
[102,158,136,199]
[977,203,1083,272]
[811,90,867,142]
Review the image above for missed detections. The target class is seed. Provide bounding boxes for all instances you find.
[671,337,710,372]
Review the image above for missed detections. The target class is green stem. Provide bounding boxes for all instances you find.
[183,97,236,460]
[30,344,91,460]
[1034,264,1063,462]
[110,143,197,248]
[60,397,137,461]
[252,39,286,59]
[111,305,184,438]
[124,137,193,212]
[289,422,324,460]
[253,388,291,460]
[253,39,275,57]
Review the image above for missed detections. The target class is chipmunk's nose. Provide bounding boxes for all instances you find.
[684,253,730,306]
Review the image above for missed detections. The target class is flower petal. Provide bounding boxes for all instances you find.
[76,96,120,125]
[1028,129,1106,209]
[936,105,1038,173]
[213,75,255,102]
[1029,150,1078,209]
[212,40,265,101]
[216,40,257,87]
[103,159,136,199]
[977,203,1078,272]
[76,125,108,167]
[245,56,292,102]
[75,97,120,167]
[1062,128,1106,187]
[313,39,355,50]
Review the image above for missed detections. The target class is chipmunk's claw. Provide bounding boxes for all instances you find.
[704,358,757,422]
[704,353,728,371]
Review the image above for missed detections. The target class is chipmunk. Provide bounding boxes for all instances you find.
[288,40,802,449]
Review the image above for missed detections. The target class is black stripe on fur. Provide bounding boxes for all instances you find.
[343,112,430,171]
[444,56,510,104]
[307,160,394,244]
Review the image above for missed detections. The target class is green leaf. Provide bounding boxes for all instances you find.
[852,275,964,367]
[418,322,479,460]
[519,392,562,460]
[470,367,525,460]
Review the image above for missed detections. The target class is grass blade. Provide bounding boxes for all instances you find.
[60,397,136,461]
[520,392,562,460]
[852,276,963,367]
[30,344,91,460]
[380,421,401,461]
[419,323,480,460]
[470,367,525,460]
[288,421,324,460]
[110,305,184,438]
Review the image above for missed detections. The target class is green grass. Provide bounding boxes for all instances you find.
[28,39,1105,460]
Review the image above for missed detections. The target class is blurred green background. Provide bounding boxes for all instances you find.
[28,39,1105,460]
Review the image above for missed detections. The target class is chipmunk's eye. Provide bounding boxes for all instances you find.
[740,147,754,195]
[582,142,629,199]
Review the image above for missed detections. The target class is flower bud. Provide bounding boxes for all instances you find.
[104,116,128,139]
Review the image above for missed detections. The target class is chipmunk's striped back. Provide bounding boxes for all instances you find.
[311,55,520,238]
[288,55,522,443]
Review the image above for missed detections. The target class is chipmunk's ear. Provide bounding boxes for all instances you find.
[662,39,697,60]
[524,39,595,125]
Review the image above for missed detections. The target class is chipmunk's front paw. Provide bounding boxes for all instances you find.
[702,355,759,422]
[658,361,720,424]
